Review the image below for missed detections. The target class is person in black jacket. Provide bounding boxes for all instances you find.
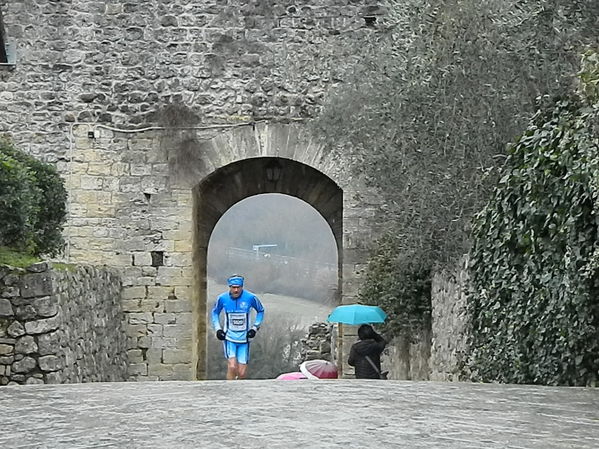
[347,324,387,379]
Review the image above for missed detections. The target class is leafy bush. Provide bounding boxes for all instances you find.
[0,137,67,255]
[358,234,431,339]
[468,64,599,385]
[0,151,39,252]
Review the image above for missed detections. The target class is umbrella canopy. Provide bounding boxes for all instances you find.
[276,371,308,381]
[299,359,338,379]
[327,304,387,325]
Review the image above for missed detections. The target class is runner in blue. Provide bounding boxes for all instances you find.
[211,274,265,380]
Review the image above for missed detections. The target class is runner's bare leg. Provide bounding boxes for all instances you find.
[227,358,238,380]
[237,363,248,379]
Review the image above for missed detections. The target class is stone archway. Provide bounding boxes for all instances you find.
[191,157,343,379]
[59,121,380,381]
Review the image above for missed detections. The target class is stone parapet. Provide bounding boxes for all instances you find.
[0,262,128,385]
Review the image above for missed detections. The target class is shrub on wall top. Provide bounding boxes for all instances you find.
[0,149,40,252]
[358,234,432,340]
[0,137,67,256]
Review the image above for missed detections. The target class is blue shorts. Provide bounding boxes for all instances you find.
[224,340,250,365]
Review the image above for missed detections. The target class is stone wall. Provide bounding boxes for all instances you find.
[300,322,334,362]
[0,0,388,380]
[0,0,385,162]
[430,256,470,381]
[382,326,431,381]
[375,256,470,381]
[0,262,127,385]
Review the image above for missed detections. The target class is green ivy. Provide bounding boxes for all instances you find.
[468,93,599,386]
[358,234,431,340]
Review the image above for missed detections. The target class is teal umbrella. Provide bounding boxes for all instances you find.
[327,304,387,325]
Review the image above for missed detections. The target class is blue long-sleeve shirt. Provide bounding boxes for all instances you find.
[211,289,265,343]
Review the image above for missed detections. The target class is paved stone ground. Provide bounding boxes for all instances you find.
[1,380,598,448]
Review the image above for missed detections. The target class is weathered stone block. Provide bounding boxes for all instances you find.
[155,267,183,285]
[19,273,53,298]
[147,363,174,378]
[128,363,148,376]
[171,363,192,380]
[12,356,37,373]
[164,299,192,313]
[80,175,104,190]
[39,355,63,372]
[0,286,19,298]
[37,331,60,356]
[147,324,163,336]
[0,265,10,282]
[0,298,13,316]
[2,273,22,287]
[151,336,176,349]
[174,312,193,326]
[137,336,151,348]
[34,296,59,317]
[145,348,162,363]
[45,372,63,384]
[25,315,60,334]
[153,313,176,325]
[127,349,144,363]
[15,335,38,354]
[26,262,49,273]
[145,285,172,297]
[128,312,153,325]
[0,355,14,364]
[162,349,190,364]
[122,286,146,300]
[15,304,37,320]
[0,344,13,355]
[163,324,189,339]
[121,299,143,312]
[125,324,147,338]
[25,376,44,384]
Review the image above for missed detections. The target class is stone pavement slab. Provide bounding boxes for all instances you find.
[1,380,598,448]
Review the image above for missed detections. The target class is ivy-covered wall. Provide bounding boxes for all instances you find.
[467,53,599,386]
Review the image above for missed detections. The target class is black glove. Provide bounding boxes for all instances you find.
[247,328,257,339]
[216,330,226,341]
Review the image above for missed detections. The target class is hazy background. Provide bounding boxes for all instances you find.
[206,193,339,379]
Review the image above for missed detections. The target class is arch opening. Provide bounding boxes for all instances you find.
[205,193,338,379]
[192,157,343,379]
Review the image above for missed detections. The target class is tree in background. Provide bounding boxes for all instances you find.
[314,0,599,338]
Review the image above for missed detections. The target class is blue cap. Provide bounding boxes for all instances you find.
[227,275,244,287]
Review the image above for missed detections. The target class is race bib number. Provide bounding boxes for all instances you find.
[228,313,247,332]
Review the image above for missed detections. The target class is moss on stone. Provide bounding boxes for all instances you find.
[0,246,41,268]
